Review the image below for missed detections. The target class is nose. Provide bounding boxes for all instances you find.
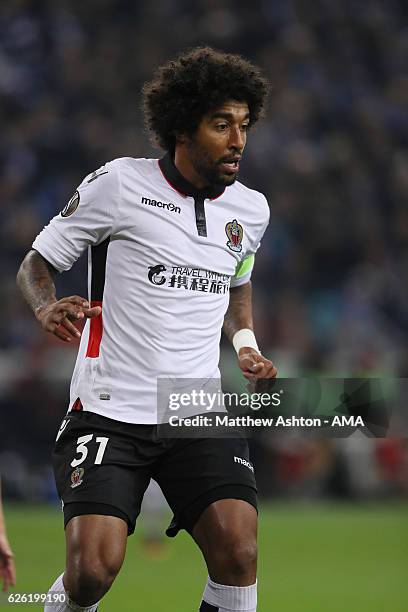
[228,126,245,151]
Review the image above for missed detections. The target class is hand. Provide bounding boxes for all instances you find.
[0,533,15,592]
[238,347,277,381]
[35,295,102,342]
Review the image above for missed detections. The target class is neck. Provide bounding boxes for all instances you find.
[174,146,208,189]
[159,153,225,200]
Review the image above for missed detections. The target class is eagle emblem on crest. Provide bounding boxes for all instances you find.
[225,219,243,252]
[70,467,84,489]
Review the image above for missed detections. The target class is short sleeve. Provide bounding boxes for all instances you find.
[230,254,255,287]
[32,162,120,272]
[230,196,269,288]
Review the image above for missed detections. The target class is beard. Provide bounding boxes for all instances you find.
[187,143,239,187]
[205,166,238,187]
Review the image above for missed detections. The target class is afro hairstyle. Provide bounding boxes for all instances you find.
[142,47,269,153]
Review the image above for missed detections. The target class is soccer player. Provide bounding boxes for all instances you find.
[17,47,277,612]
[0,480,16,592]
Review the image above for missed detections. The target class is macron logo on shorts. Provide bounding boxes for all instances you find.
[234,456,254,472]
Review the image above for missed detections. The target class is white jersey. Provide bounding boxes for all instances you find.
[32,155,269,423]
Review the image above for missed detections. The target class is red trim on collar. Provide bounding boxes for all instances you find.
[157,160,188,198]
[158,155,226,200]
[210,191,225,201]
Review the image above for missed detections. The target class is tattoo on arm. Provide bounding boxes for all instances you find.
[16,250,57,318]
[223,281,254,343]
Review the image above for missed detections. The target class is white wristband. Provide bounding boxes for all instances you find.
[232,328,259,355]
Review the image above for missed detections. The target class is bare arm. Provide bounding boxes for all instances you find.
[16,249,101,342]
[223,282,254,342]
[0,480,16,591]
[224,281,277,380]
[16,249,57,317]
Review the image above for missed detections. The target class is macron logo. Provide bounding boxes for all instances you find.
[141,196,181,214]
[234,456,254,472]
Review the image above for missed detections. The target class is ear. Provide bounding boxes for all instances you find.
[175,132,188,145]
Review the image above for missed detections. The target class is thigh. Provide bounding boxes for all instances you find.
[53,411,151,534]
[191,499,258,585]
[65,514,128,573]
[192,498,257,552]
[154,435,257,537]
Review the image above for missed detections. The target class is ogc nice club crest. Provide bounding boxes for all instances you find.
[70,467,84,489]
[225,219,243,252]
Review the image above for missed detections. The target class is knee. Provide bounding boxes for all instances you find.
[210,535,257,581]
[66,556,121,606]
[225,539,257,577]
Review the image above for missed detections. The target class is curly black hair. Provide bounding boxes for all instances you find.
[142,47,269,153]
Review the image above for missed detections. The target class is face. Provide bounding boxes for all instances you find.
[185,100,250,187]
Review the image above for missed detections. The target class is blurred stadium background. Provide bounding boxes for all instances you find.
[0,0,407,610]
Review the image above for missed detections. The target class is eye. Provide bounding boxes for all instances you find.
[241,123,249,131]
[216,123,228,131]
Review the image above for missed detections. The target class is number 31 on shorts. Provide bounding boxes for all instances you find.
[71,435,109,467]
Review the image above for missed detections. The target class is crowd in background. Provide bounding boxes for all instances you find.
[0,0,407,501]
